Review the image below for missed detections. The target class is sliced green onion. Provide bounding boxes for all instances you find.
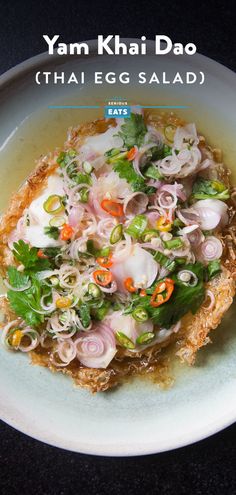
[88,283,102,298]
[132,306,149,322]
[154,251,176,273]
[110,224,123,244]
[106,150,128,164]
[79,187,89,203]
[82,161,93,174]
[116,331,135,349]
[125,215,147,239]
[136,332,155,345]
[142,229,159,242]
[57,149,76,168]
[49,216,66,227]
[164,124,176,143]
[104,148,121,158]
[68,148,77,158]
[75,173,91,185]
[164,238,183,250]
[43,195,64,214]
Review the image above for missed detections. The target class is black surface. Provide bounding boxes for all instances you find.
[0,0,236,493]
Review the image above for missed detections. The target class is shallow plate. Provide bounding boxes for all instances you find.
[0,40,236,456]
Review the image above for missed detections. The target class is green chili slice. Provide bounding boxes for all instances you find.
[132,306,149,322]
[79,187,89,203]
[110,224,123,244]
[116,331,135,349]
[136,332,155,345]
[125,215,147,239]
[88,283,102,298]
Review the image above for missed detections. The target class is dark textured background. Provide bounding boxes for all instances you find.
[0,0,236,493]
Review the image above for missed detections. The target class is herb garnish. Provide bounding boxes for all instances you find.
[12,240,51,273]
[192,178,230,200]
[117,113,147,149]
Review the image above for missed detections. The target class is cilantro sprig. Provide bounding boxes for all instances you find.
[7,267,47,326]
[12,240,51,273]
[125,262,206,328]
[117,113,147,149]
[113,158,155,194]
[44,226,60,240]
[192,178,230,200]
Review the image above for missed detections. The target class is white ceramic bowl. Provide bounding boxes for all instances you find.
[0,40,236,456]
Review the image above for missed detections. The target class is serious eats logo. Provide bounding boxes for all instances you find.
[104,99,131,118]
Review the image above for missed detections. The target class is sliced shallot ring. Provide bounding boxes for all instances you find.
[123,192,149,216]
[202,290,215,311]
[18,328,40,352]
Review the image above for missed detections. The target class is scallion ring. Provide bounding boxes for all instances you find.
[43,195,64,214]
[49,216,67,227]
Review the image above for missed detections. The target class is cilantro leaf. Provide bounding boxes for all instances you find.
[44,226,60,240]
[206,260,221,280]
[192,178,230,200]
[153,251,176,273]
[13,240,51,273]
[7,276,45,326]
[41,247,61,258]
[148,144,172,161]
[79,303,91,328]
[125,262,205,328]
[125,215,147,239]
[113,158,154,194]
[7,267,29,289]
[118,113,147,149]
[144,164,163,180]
[138,143,172,164]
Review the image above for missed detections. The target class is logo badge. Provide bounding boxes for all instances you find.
[104,99,130,118]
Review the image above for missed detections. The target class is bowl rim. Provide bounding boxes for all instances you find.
[0,40,235,456]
